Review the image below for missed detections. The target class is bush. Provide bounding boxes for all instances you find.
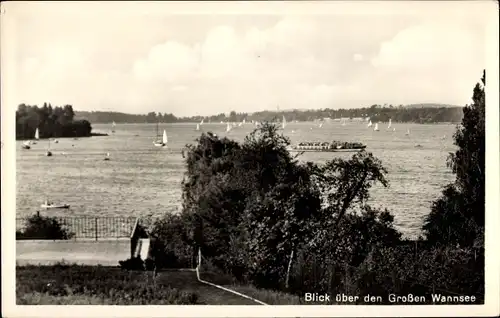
[149,214,194,269]
[16,213,74,240]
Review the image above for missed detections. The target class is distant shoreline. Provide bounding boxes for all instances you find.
[89,121,461,125]
[16,132,109,141]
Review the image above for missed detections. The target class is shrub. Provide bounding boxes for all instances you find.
[16,213,74,240]
[423,71,485,248]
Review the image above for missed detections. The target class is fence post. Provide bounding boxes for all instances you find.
[95,217,98,241]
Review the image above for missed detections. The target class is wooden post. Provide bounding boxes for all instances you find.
[95,217,98,241]
[285,249,295,289]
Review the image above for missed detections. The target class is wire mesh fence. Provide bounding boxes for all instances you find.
[16,216,137,240]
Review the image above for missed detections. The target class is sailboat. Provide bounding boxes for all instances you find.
[373,123,380,131]
[387,119,392,130]
[226,122,231,132]
[111,121,116,133]
[319,122,324,128]
[405,129,410,136]
[153,123,168,147]
[32,128,39,144]
[22,141,31,149]
[367,120,373,128]
[282,116,287,129]
[104,152,110,161]
[46,139,53,156]
[341,119,346,126]
[195,123,200,131]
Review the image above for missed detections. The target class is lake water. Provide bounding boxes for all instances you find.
[16,122,457,238]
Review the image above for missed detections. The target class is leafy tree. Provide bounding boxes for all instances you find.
[423,70,485,248]
[160,121,400,292]
[15,103,92,139]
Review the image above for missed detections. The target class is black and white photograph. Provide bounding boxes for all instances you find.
[2,1,499,317]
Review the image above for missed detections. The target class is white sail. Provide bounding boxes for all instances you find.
[196,123,200,131]
[367,120,373,127]
[374,123,379,131]
[319,122,323,128]
[162,130,168,144]
[112,121,116,127]
[226,123,231,132]
[282,116,286,129]
[200,119,204,125]
[405,129,410,135]
[387,119,392,129]
[35,128,39,140]
[242,118,246,124]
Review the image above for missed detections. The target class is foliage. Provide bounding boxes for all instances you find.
[353,243,484,303]
[151,121,401,294]
[16,103,92,140]
[144,71,483,300]
[16,213,74,240]
[423,70,485,248]
[149,214,194,269]
[75,110,178,124]
[16,264,200,305]
[75,105,463,124]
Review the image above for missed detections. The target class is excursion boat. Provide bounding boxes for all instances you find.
[287,141,367,152]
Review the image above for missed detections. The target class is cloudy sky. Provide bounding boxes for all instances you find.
[4,1,494,116]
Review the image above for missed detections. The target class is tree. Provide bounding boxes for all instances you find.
[423,70,485,247]
[161,121,401,292]
[15,103,93,139]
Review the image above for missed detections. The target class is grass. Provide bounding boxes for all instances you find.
[16,262,298,305]
[16,263,199,305]
[223,285,305,305]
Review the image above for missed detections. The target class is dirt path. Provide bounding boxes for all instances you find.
[156,270,261,305]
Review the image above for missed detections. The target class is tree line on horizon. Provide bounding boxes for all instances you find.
[16,103,93,140]
[74,104,463,124]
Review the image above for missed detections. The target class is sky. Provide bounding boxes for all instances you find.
[4,1,494,117]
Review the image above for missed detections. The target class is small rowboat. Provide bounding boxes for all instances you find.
[40,203,70,209]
